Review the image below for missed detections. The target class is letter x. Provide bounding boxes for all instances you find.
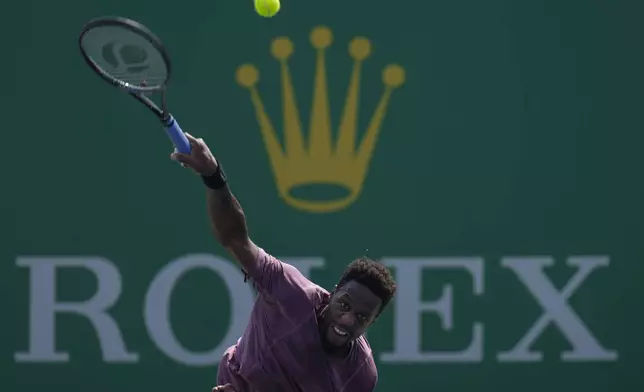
[498,256,618,362]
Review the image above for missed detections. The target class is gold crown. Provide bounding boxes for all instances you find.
[236,26,405,213]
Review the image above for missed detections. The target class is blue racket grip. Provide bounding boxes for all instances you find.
[164,115,191,154]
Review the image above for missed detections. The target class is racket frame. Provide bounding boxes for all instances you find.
[78,16,191,153]
[78,16,173,121]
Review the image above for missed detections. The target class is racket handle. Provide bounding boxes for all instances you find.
[164,115,191,154]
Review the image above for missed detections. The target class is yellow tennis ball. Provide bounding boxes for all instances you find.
[254,0,280,17]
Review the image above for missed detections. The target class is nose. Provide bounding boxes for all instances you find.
[338,312,356,327]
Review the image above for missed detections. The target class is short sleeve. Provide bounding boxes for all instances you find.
[243,247,319,309]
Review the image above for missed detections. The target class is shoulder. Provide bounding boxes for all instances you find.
[253,248,327,310]
[337,336,378,392]
[354,336,376,366]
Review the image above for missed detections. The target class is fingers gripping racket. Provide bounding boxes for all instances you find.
[78,16,191,154]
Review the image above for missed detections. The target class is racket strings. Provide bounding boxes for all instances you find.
[81,25,169,90]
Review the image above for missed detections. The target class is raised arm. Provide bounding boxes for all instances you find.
[205,184,259,269]
[171,132,316,306]
[171,133,258,272]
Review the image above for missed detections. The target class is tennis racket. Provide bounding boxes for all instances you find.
[78,16,191,154]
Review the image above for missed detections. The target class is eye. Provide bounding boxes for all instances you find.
[357,314,368,324]
[339,300,350,310]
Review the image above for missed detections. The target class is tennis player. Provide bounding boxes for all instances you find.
[171,133,397,392]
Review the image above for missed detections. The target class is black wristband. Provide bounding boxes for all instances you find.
[201,163,227,189]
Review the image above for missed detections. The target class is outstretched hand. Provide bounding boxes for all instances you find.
[170,133,219,176]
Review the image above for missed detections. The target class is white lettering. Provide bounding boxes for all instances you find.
[380,258,484,363]
[15,253,618,365]
[144,254,255,366]
[15,256,138,363]
[497,256,618,362]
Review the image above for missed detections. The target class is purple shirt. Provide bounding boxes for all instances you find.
[217,248,378,392]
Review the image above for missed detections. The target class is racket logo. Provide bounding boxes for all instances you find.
[101,41,151,75]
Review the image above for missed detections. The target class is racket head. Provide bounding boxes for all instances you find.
[79,16,172,93]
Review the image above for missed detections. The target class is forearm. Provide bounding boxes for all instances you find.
[206,185,249,247]
[171,135,258,267]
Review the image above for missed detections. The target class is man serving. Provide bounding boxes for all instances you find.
[172,133,396,392]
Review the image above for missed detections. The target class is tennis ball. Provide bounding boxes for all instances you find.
[254,0,280,17]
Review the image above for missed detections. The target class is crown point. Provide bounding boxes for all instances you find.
[349,37,371,60]
[271,38,293,60]
[236,64,259,87]
[383,64,405,88]
[310,26,333,49]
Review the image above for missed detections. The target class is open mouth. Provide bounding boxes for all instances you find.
[332,325,349,337]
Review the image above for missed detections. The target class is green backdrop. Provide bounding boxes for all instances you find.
[6,0,644,391]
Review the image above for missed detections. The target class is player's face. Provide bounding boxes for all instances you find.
[323,280,383,347]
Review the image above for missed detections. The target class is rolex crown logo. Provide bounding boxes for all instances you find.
[236,26,405,213]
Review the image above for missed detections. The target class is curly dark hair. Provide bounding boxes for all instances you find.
[337,257,397,315]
